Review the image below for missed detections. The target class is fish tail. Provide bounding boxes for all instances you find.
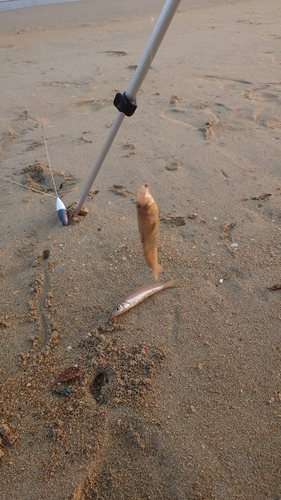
[165,278,180,289]
[153,263,164,281]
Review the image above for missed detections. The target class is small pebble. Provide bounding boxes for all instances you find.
[219,279,223,284]
[230,243,238,248]
[54,386,74,397]
[67,346,73,350]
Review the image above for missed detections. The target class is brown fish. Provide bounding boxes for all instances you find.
[137,184,163,280]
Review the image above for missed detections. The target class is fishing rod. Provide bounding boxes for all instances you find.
[74,0,182,215]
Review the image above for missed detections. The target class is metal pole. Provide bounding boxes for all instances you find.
[75,0,181,214]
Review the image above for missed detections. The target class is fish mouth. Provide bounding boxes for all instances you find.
[110,307,123,319]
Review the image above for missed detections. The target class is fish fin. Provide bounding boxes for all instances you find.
[153,263,164,281]
[166,278,180,288]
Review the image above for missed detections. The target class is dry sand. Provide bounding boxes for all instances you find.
[0,0,281,498]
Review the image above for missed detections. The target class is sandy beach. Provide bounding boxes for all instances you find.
[0,0,281,498]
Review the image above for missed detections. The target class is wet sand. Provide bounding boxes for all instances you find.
[0,0,281,498]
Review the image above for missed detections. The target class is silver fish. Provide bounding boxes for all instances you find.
[110,279,179,318]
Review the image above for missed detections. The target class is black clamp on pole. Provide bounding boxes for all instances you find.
[113,92,137,117]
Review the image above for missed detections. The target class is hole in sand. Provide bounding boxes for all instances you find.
[89,371,109,405]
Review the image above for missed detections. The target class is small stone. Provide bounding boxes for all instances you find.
[198,363,203,371]
[219,279,223,284]
[55,386,74,397]
[0,448,5,460]
[230,243,238,248]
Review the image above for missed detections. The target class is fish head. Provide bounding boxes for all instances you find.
[137,184,152,208]
[137,184,158,216]
[110,300,131,318]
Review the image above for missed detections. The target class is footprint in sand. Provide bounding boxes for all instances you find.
[73,339,175,499]
[22,161,76,193]
[15,109,39,130]
[89,371,109,405]
[25,140,44,151]
[0,127,19,156]
[243,83,281,102]
[127,64,154,71]
[160,215,186,227]
[73,412,181,499]
[202,74,252,90]
[163,84,280,136]
[1,124,44,158]
[106,50,128,57]
[243,84,281,128]
[161,105,226,139]
[70,98,111,116]
[165,161,181,171]
[108,184,130,197]
[200,76,281,131]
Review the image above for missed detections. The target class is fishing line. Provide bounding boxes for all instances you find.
[11,0,68,224]
[0,175,57,198]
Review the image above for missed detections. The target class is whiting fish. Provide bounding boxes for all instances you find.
[110,279,179,318]
[137,184,163,280]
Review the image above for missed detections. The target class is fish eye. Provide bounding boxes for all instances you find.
[116,306,121,311]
